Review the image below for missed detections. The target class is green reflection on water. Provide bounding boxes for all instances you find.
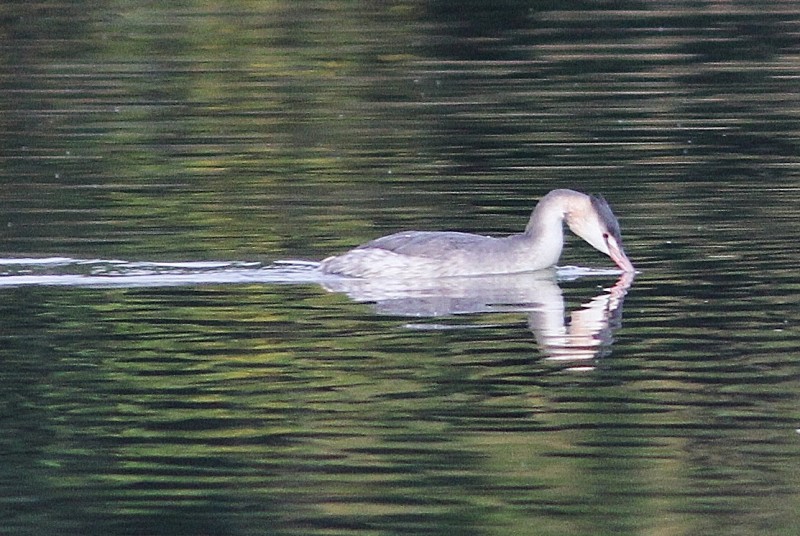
[3,1,800,535]
[1,278,799,535]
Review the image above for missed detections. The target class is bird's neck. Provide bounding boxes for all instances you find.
[517,190,588,268]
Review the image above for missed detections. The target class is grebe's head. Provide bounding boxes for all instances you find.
[566,194,634,272]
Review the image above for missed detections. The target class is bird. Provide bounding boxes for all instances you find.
[320,189,634,278]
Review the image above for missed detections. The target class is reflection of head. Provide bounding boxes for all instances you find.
[534,272,632,363]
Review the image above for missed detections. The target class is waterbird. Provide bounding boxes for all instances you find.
[320,189,634,278]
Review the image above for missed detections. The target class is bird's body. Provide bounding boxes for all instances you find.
[320,189,634,278]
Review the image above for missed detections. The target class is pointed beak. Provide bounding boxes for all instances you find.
[607,236,635,272]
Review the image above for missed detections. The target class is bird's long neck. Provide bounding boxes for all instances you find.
[518,189,588,268]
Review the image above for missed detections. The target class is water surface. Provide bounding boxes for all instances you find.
[2,2,800,535]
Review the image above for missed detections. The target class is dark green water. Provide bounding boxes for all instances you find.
[2,2,800,535]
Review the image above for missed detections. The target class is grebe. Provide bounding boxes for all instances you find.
[320,189,634,278]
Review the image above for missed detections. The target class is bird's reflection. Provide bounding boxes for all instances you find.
[323,270,634,363]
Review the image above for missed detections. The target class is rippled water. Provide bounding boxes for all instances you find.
[2,2,800,536]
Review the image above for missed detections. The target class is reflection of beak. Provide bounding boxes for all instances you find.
[607,236,635,272]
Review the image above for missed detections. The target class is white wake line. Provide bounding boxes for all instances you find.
[0,257,263,268]
[0,257,627,288]
[0,272,311,288]
[0,267,326,288]
[0,258,324,287]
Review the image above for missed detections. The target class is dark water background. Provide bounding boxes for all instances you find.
[2,2,800,535]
